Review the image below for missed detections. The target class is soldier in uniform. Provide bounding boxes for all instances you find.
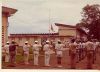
[55,40,64,67]
[64,40,70,48]
[92,39,99,64]
[9,41,18,67]
[43,40,52,66]
[75,40,81,63]
[69,39,77,69]
[81,40,86,59]
[3,41,10,62]
[23,41,30,65]
[32,41,42,66]
[85,40,94,69]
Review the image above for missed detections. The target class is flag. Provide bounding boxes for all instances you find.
[50,24,55,32]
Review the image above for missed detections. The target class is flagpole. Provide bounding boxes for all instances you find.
[48,8,51,41]
[49,8,51,34]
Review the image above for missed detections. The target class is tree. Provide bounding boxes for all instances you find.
[79,4,100,40]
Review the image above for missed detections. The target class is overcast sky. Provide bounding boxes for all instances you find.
[2,0,100,34]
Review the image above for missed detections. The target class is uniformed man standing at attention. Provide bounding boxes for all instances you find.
[92,39,99,64]
[32,41,42,66]
[3,41,10,62]
[43,40,52,67]
[23,41,31,65]
[55,40,64,67]
[85,39,94,69]
[9,41,18,67]
[69,39,77,69]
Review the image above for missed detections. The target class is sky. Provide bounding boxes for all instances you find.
[2,0,100,34]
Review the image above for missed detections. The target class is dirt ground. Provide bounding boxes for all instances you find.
[2,49,100,70]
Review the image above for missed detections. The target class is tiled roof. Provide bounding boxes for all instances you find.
[9,33,59,37]
[2,6,17,16]
[55,23,76,28]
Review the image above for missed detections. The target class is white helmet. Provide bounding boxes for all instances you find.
[6,41,9,44]
[58,40,61,42]
[46,40,50,43]
[25,41,28,43]
[35,41,38,43]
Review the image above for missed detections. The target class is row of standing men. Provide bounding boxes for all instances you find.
[3,39,100,69]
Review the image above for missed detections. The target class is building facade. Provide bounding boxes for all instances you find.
[8,23,87,46]
[2,6,17,46]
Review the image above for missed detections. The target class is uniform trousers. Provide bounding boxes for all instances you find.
[5,53,10,62]
[87,51,93,69]
[92,50,96,64]
[34,51,39,65]
[56,51,62,65]
[9,51,16,66]
[24,52,29,64]
[44,53,50,66]
[70,52,76,69]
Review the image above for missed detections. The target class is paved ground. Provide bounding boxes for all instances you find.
[2,49,100,69]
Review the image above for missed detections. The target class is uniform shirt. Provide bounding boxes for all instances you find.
[32,44,42,54]
[43,44,51,54]
[4,45,9,54]
[69,43,77,53]
[9,44,16,52]
[64,41,70,48]
[93,42,99,50]
[82,43,86,49]
[23,45,30,54]
[55,44,64,56]
[77,43,85,49]
[86,41,94,51]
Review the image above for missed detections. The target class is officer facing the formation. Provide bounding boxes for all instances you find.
[23,41,30,65]
[3,41,10,62]
[43,40,52,66]
[85,39,94,69]
[92,39,99,64]
[9,41,18,67]
[32,41,42,66]
[55,40,64,67]
[69,39,77,69]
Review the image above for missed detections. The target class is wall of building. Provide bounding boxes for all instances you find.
[58,26,76,36]
[8,36,71,46]
[2,13,8,46]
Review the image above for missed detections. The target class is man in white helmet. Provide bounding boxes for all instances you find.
[32,41,42,66]
[55,40,64,67]
[23,41,31,65]
[85,39,94,69]
[3,41,10,62]
[43,40,52,66]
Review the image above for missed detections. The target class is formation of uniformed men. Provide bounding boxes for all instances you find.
[2,38,100,68]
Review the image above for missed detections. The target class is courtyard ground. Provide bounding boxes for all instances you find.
[2,47,100,70]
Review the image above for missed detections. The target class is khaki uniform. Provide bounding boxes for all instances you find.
[3,45,10,62]
[82,43,86,59]
[86,41,94,69]
[9,44,17,67]
[23,44,30,64]
[55,44,64,66]
[69,43,77,69]
[32,44,42,65]
[92,42,99,63]
[76,42,82,62]
[43,44,51,66]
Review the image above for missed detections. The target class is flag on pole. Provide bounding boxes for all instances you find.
[50,24,55,32]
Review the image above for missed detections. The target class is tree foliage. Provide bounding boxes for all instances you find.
[79,4,100,40]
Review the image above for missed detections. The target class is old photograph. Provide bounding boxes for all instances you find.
[2,0,100,70]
